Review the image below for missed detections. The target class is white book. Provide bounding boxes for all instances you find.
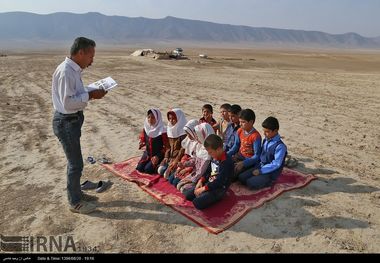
[86,77,118,92]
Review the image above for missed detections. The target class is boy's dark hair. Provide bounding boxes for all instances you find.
[202,104,213,114]
[147,110,153,116]
[220,103,232,111]
[204,134,223,150]
[239,109,256,122]
[229,104,242,115]
[70,37,96,56]
[262,117,279,131]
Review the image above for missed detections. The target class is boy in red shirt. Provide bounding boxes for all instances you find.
[228,109,262,181]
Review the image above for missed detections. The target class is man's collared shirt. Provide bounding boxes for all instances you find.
[52,57,89,114]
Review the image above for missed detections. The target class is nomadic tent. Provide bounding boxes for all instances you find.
[131,49,154,56]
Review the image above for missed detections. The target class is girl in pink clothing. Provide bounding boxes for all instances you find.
[177,123,215,193]
[168,119,199,187]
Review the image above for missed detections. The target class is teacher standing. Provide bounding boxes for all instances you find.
[52,37,107,214]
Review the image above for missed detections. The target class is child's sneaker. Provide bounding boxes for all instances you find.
[70,201,97,214]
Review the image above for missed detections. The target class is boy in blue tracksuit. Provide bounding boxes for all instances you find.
[184,134,234,210]
[239,117,287,190]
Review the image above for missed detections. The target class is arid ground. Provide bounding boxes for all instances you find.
[0,47,379,253]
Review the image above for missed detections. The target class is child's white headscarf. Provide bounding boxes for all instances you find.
[194,123,215,160]
[167,108,187,138]
[181,119,199,156]
[144,108,166,138]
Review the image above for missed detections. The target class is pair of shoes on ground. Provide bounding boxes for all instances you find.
[98,157,112,164]
[86,156,112,165]
[87,156,96,164]
[81,180,113,193]
[285,155,298,168]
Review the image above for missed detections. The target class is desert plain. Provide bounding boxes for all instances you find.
[0,46,379,253]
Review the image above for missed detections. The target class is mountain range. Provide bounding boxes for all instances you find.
[0,11,379,49]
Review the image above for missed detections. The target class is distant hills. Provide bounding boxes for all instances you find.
[0,11,379,49]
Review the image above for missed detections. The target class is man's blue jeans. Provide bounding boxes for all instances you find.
[53,111,84,206]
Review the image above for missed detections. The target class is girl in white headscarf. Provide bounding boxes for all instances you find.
[168,119,199,187]
[177,123,215,193]
[157,108,188,178]
[136,108,168,174]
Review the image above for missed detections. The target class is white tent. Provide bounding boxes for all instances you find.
[131,49,154,56]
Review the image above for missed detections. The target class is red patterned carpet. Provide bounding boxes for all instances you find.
[102,157,317,234]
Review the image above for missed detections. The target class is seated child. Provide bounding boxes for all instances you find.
[239,117,288,190]
[228,109,262,181]
[177,123,214,193]
[199,104,217,132]
[183,134,234,210]
[224,104,242,153]
[157,108,187,178]
[215,103,232,143]
[136,108,168,174]
[168,119,199,186]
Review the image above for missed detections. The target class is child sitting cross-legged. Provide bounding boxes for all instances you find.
[176,123,214,194]
[136,108,168,174]
[238,117,288,190]
[168,119,199,187]
[183,134,234,210]
[228,109,262,181]
[157,108,187,179]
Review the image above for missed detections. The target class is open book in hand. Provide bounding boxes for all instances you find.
[86,77,118,92]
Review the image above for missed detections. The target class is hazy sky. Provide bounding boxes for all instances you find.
[1,0,379,37]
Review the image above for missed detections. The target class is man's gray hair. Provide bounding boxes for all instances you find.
[70,37,96,55]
